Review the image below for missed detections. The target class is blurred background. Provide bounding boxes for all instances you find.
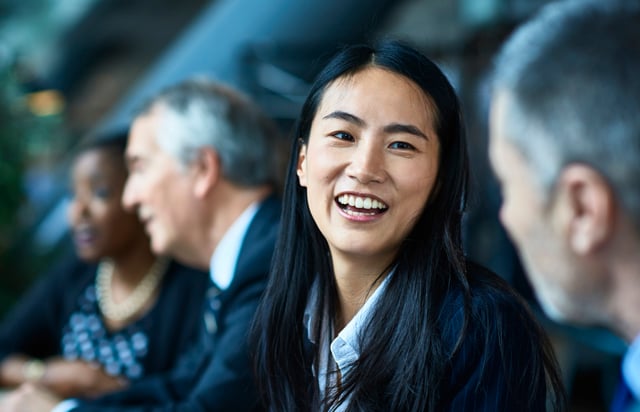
[0,0,626,410]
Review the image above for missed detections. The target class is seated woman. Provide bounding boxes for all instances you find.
[254,40,566,410]
[0,133,209,398]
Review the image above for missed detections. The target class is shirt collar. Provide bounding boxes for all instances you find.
[331,273,392,370]
[304,270,393,367]
[209,201,260,290]
[623,334,640,400]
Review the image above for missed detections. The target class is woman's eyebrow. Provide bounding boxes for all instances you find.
[322,110,365,127]
[384,123,428,140]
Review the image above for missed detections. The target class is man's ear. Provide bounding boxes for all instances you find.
[193,147,220,198]
[559,164,615,255]
[296,143,308,188]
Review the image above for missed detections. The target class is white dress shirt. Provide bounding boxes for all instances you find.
[209,201,259,289]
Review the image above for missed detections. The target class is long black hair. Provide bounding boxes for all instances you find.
[253,39,564,411]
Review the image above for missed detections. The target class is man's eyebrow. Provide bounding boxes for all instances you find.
[384,123,428,140]
[322,111,366,127]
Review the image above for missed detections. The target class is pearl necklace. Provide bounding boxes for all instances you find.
[96,257,169,322]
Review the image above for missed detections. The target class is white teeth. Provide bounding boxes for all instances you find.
[337,195,387,210]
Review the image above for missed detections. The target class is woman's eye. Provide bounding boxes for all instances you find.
[389,141,415,150]
[332,131,354,141]
[93,187,111,199]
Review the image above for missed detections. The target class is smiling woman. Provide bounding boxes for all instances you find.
[0,132,209,399]
[254,39,566,411]
[297,67,439,279]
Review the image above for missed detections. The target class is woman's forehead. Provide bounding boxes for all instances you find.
[314,67,439,133]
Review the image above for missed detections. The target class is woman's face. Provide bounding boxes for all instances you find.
[297,67,440,268]
[68,148,146,261]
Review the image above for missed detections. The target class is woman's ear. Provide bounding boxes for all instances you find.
[559,164,615,255]
[296,142,308,188]
[193,147,220,198]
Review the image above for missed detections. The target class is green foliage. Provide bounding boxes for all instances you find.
[0,66,29,249]
[0,64,70,315]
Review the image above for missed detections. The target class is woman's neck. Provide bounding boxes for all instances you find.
[109,243,157,289]
[331,253,393,333]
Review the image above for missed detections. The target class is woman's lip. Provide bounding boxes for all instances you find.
[73,228,97,246]
[336,204,386,222]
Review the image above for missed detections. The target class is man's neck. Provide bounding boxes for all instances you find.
[604,226,640,342]
[610,269,640,343]
[202,185,272,265]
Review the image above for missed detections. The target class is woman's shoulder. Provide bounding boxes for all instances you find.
[438,261,542,343]
[40,254,96,288]
[436,262,554,410]
[464,261,534,318]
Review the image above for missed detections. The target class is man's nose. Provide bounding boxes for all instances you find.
[121,177,137,211]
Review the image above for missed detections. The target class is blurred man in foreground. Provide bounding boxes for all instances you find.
[489,0,640,409]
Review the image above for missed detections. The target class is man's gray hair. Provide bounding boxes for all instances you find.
[492,0,640,225]
[138,77,283,187]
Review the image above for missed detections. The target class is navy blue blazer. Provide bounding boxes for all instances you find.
[436,263,550,411]
[302,263,553,411]
[74,195,280,412]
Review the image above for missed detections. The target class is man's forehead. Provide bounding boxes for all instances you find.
[488,91,520,155]
[127,113,159,152]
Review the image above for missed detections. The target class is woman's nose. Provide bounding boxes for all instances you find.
[346,142,385,184]
[68,196,89,224]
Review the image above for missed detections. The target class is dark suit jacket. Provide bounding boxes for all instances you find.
[74,195,280,412]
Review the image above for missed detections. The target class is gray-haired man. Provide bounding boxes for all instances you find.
[489,1,640,409]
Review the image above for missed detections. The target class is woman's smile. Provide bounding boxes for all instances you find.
[335,192,388,221]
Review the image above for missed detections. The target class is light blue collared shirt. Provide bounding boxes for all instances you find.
[304,271,393,411]
[623,334,640,401]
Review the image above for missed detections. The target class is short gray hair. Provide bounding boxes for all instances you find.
[138,77,284,187]
[492,0,640,225]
